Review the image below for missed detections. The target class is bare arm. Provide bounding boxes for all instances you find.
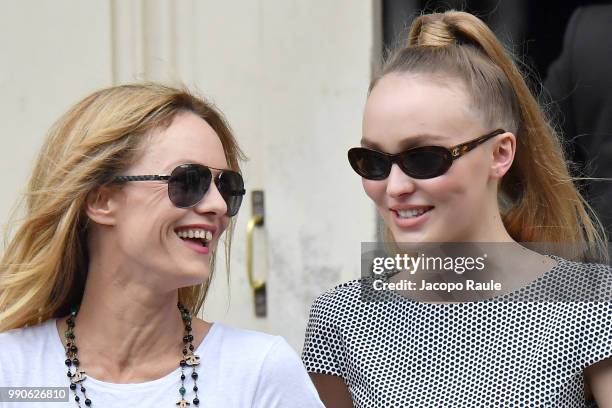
[309,373,354,408]
[585,358,612,407]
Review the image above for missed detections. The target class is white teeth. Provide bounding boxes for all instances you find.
[397,208,431,218]
[177,229,213,241]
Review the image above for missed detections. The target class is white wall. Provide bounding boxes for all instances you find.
[0,0,379,352]
[0,0,113,224]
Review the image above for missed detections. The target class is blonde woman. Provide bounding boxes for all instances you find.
[302,11,612,407]
[0,83,324,408]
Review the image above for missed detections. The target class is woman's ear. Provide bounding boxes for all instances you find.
[85,186,120,226]
[490,132,516,180]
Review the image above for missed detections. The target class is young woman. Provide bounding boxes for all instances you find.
[0,83,324,407]
[302,11,612,407]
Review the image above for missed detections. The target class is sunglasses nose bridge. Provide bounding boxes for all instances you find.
[388,153,403,171]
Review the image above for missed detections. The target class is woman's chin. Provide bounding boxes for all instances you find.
[175,268,210,287]
[390,228,431,244]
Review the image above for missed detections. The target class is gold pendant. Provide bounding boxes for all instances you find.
[176,399,191,407]
[70,370,87,384]
[185,353,200,366]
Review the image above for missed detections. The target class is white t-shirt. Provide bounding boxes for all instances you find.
[0,319,324,408]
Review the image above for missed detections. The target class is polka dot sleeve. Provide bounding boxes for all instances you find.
[582,302,612,369]
[578,263,612,370]
[301,287,349,378]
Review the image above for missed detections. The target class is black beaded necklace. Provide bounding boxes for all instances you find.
[63,303,201,407]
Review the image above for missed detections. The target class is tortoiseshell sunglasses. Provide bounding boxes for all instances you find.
[348,129,505,180]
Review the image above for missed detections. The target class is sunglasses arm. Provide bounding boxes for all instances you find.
[449,129,505,159]
[113,175,171,183]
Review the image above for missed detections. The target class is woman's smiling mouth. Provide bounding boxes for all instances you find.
[391,206,434,229]
[175,226,216,254]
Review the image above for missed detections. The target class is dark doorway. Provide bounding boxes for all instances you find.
[382,0,612,81]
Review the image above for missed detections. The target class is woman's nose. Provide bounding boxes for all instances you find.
[386,163,417,198]
[193,180,228,216]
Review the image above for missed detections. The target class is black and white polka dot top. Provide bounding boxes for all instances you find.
[302,256,612,407]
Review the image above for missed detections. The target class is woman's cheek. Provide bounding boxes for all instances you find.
[424,175,462,201]
[362,179,386,207]
[219,216,230,233]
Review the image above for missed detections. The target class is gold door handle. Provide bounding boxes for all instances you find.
[246,214,265,290]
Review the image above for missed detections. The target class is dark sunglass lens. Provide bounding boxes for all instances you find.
[348,148,390,180]
[225,195,244,217]
[215,171,245,216]
[168,165,211,208]
[400,147,451,179]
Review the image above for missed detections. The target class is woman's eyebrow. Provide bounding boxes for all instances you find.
[160,159,191,173]
[360,133,447,149]
[399,134,447,148]
[359,138,380,148]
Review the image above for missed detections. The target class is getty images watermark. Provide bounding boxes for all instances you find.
[360,242,612,302]
[370,252,501,293]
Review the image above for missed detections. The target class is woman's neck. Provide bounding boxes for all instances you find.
[55,263,195,383]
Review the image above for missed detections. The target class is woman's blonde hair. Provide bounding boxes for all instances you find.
[0,83,245,332]
[374,11,607,260]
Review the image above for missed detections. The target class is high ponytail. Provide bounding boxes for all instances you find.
[374,11,607,261]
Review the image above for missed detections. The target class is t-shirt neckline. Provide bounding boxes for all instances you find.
[47,317,218,389]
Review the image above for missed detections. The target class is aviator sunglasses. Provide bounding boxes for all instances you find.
[113,163,246,216]
[348,129,506,180]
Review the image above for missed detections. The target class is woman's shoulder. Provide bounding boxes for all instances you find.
[554,254,612,273]
[309,277,392,311]
[212,321,276,342]
[219,325,301,366]
[305,278,387,329]
[0,318,57,351]
[0,319,63,385]
[532,255,612,301]
[209,322,294,359]
[311,279,364,304]
[209,323,323,406]
[209,323,318,378]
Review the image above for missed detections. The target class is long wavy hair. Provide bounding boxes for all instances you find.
[374,11,607,261]
[0,83,245,332]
